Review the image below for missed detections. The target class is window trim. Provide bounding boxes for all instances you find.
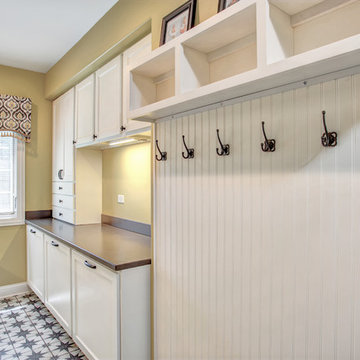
[0,139,25,227]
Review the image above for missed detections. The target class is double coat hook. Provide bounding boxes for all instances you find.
[321,110,337,147]
[216,129,230,156]
[182,135,194,159]
[155,140,167,161]
[261,121,276,152]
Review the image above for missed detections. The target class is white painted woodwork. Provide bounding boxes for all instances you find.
[154,73,360,360]
[123,34,152,133]
[52,88,74,182]
[120,266,151,360]
[52,182,74,196]
[74,148,102,225]
[127,0,360,122]
[52,206,75,224]
[52,194,75,210]
[75,74,95,145]
[26,226,45,302]
[72,251,119,360]
[130,47,176,111]
[45,235,72,334]
[95,55,122,140]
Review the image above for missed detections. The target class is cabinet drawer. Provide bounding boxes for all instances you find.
[52,194,75,210]
[53,206,75,224]
[53,182,74,196]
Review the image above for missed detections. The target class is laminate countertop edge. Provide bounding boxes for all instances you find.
[25,219,151,272]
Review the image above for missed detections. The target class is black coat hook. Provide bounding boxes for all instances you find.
[182,135,194,159]
[321,110,337,147]
[155,140,167,161]
[261,121,276,152]
[216,129,230,156]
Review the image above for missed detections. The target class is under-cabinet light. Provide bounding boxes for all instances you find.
[108,138,137,146]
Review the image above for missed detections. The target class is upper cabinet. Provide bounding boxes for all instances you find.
[75,74,95,145]
[95,55,123,140]
[53,88,74,182]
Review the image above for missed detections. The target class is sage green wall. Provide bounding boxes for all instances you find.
[0,65,52,286]
[102,143,151,224]
[45,0,220,99]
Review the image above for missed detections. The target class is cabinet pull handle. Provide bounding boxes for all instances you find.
[51,241,59,247]
[73,140,77,145]
[59,213,63,217]
[120,126,126,131]
[84,260,96,269]
[93,134,97,140]
[30,229,36,234]
[59,199,63,204]
[59,186,63,190]
[58,169,64,180]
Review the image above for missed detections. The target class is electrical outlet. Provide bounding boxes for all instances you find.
[117,194,125,204]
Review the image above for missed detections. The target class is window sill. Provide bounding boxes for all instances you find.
[0,218,25,227]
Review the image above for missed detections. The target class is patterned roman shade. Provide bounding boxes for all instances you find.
[0,94,32,143]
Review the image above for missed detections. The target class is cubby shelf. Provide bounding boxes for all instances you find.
[128,0,360,122]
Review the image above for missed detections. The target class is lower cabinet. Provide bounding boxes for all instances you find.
[72,251,119,360]
[45,235,72,334]
[27,226,45,302]
[26,225,151,360]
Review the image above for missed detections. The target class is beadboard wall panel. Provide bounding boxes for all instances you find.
[154,74,360,360]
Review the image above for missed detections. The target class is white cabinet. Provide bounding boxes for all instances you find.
[75,74,95,145]
[27,226,45,302]
[95,55,123,140]
[52,88,74,182]
[72,251,119,360]
[45,235,72,334]
[123,34,152,133]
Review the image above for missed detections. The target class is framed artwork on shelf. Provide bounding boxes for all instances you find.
[160,0,197,46]
[218,0,241,12]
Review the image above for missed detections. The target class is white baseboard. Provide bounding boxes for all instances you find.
[0,282,30,299]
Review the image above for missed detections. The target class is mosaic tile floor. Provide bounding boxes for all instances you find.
[0,292,87,360]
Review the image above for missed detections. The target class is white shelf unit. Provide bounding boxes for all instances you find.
[127,0,360,122]
[267,0,360,63]
[129,46,176,111]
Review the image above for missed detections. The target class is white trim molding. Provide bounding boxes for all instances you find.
[0,282,29,299]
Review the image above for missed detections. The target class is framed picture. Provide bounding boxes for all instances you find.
[218,0,241,12]
[160,0,197,46]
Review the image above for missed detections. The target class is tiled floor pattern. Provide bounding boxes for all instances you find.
[0,292,87,359]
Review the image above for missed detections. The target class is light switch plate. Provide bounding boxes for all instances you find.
[117,194,125,204]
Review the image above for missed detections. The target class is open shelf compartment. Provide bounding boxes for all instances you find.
[129,47,176,111]
[179,2,257,93]
[267,0,360,63]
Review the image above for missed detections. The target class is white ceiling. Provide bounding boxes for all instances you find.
[0,0,118,73]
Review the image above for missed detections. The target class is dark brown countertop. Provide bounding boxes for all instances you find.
[25,218,151,271]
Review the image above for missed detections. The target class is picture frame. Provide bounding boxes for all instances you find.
[160,0,197,46]
[218,0,241,12]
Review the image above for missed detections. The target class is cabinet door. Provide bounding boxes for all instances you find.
[72,251,119,360]
[75,74,95,145]
[45,235,72,334]
[27,226,45,302]
[52,96,64,181]
[62,88,75,182]
[53,88,74,182]
[95,56,122,140]
[122,35,152,133]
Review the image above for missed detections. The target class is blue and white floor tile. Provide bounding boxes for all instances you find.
[0,292,87,359]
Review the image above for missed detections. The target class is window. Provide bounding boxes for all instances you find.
[0,137,25,226]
